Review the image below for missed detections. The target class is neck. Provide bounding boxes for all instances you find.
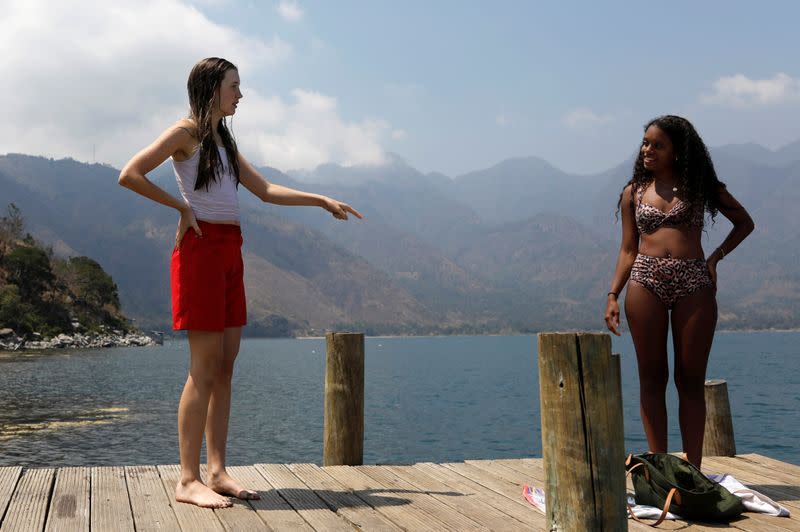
[651,169,676,185]
[209,116,224,144]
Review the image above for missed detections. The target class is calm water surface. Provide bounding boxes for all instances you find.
[0,333,797,467]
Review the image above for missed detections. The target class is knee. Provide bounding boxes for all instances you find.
[190,360,227,390]
[674,372,705,400]
[218,360,235,381]
[192,370,219,391]
[639,369,669,393]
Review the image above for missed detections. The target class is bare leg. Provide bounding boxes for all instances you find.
[175,330,232,509]
[625,282,670,453]
[205,327,259,500]
[671,286,717,469]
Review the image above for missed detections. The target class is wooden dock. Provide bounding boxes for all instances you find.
[0,454,796,531]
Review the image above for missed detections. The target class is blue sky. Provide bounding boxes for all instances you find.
[2,0,798,176]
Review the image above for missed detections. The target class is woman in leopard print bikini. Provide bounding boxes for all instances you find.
[604,115,754,468]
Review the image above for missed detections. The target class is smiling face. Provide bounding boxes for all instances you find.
[641,125,675,173]
[216,68,242,117]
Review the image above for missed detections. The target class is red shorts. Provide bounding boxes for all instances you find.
[170,221,247,331]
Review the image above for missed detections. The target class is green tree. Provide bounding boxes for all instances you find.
[0,284,38,335]
[4,245,55,302]
[67,256,121,310]
[0,203,24,261]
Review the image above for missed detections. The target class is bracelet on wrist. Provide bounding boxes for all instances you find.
[717,247,725,260]
[607,291,619,299]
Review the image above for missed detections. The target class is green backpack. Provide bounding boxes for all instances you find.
[626,453,745,525]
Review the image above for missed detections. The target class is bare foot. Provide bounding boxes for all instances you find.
[208,470,260,500]
[175,479,233,508]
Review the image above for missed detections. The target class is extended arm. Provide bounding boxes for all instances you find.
[238,153,363,220]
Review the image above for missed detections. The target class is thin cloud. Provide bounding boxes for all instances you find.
[391,129,407,141]
[702,73,800,107]
[495,113,511,127]
[563,108,613,129]
[277,0,303,21]
[237,89,389,170]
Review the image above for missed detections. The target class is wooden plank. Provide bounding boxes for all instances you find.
[288,463,401,531]
[323,464,445,531]
[193,466,268,532]
[90,467,134,532]
[45,467,89,532]
[0,468,54,532]
[720,457,800,494]
[0,467,23,525]
[730,513,800,532]
[227,465,312,532]
[288,463,402,530]
[358,465,484,530]
[255,464,352,531]
[493,458,544,478]
[738,455,800,478]
[441,461,524,499]
[413,462,546,528]
[156,465,224,531]
[125,465,180,531]
[387,464,530,531]
[704,457,800,498]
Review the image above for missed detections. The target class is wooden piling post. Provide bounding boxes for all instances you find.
[538,333,627,531]
[703,379,736,457]
[323,332,364,466]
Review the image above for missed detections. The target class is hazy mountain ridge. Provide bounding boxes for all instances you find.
[0,155,434,335]
[2,138,799,334]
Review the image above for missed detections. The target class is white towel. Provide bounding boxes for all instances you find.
[627,494,680,520]
[706,473,791,517]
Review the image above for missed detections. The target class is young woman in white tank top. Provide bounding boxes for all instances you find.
[119,57,362,509]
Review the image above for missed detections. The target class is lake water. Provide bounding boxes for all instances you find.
[0,333,797,467]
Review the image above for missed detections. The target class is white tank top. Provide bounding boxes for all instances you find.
[172,146,240,222]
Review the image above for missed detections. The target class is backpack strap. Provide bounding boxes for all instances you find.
[626,456,678,527]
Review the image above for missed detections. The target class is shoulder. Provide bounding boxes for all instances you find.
[622,183,635,202]
[173,118,197,138]
[167,119,199,160]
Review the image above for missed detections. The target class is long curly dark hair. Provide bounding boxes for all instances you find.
[617,115,725,224]
[187,57,240,191]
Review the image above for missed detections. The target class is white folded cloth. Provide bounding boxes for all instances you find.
[706,473,791,517]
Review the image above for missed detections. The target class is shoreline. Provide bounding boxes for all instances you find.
[0,331,156,354]
[4,327,798,353]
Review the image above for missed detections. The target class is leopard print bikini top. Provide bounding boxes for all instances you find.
[635,183,704,234]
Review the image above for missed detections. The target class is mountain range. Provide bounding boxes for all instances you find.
[1,139,798,335]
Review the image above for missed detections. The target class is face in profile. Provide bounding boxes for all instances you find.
[641,125,675,173]
[216,69,242,117]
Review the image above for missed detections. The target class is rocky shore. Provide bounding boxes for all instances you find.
[0,328,156,352]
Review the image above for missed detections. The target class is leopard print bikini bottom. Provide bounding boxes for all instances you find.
[630,254,715,308]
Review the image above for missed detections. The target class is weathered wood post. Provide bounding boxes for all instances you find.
[538,333,627,531]
[702,379,736,457]
[323,332,364,466]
